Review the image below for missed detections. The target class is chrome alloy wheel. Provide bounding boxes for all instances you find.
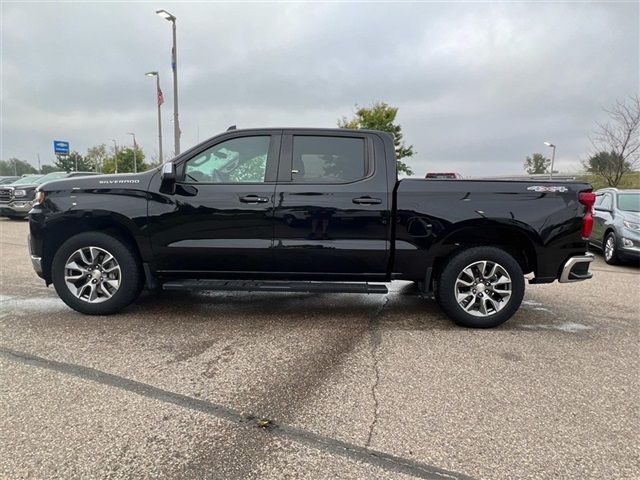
[64,246,121,303]
[605,236,614,261]
[454,260,512,317]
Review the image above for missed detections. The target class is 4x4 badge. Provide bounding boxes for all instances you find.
[527,185,568,193]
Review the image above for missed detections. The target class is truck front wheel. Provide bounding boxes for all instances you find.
[435,246,525,328]
[51,232,143,315]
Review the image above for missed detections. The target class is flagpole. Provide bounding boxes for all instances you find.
[156,9,180,156]
[145,71,163,165]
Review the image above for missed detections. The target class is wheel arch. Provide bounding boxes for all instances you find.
[41,210,149,283]
[428,221,539,291]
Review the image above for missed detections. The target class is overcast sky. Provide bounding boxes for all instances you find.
[2,1,638,176]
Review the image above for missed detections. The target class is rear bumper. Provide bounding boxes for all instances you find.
[558,253,594,283]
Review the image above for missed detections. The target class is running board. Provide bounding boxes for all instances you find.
[162,279,389,294]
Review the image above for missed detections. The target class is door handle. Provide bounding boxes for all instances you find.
[240,195,270,204]
[352,196,382,205]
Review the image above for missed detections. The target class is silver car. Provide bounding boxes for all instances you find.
[590,188,640,264]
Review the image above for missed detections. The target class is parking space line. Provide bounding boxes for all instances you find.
[0,346,476,480]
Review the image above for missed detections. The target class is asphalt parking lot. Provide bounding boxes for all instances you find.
[1,217,638,480]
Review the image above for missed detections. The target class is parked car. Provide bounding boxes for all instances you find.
[590,188,640,264]
[425,172,463,179]
[29,128,595,328]
[0,171,97,219]
[0,176,20,185]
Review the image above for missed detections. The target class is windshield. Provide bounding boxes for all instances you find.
[618,193,640,212]
[10,175,44,185]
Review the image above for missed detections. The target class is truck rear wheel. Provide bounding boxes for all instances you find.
[435,246,525,328]
[51,232,143,315]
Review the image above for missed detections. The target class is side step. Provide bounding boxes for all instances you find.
[162,279,389,294]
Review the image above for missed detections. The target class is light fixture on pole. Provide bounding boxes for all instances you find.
[544,141,556,180]
[111,139,119,174]
[156,9,180,156]
[127,132,137,173]
[145,71,164,164]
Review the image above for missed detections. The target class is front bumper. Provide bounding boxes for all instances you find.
[28,233,45,279]
[31,255,43,276]
[558,253,594,283]
[0,200,34,216]
[619,230,640,260]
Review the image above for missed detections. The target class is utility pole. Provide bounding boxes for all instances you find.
[37,153,41,173]
[111,139,119,174]
[544,142,556,180]
[127,132,137,173]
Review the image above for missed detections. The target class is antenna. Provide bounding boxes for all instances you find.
[227,125,237,131]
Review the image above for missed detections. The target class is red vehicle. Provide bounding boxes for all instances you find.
[425,172,463,179]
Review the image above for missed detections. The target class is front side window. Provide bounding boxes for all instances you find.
[600,194,613,211]
[291,136,366,183]
[184,136,270,183]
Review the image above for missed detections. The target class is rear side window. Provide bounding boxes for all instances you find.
[292,136,366,183]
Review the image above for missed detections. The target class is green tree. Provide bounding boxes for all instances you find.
[103,147,149,174]
[583,151,631,187]
[54,151,93,172]
[40,164,59,174]
[338,102,415,175]
[523,153,551,174]
[86,144,109,173]
[0,158,37,176]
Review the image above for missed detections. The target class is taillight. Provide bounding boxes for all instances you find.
[579,191,596,239]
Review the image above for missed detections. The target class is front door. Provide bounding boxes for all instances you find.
[272,132,391,278]
[148,132,281,275]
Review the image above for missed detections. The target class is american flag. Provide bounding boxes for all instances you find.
[157,85,164,106]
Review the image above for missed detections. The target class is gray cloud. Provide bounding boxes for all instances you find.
[2,2,638,176]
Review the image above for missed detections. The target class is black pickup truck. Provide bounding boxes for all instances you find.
[28,128,596,328]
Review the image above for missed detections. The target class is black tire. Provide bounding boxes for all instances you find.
[52,231,143,315]
[603,232,620,265]
[435,246,525,328]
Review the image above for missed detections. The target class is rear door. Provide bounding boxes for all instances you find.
[272,131,391,278]
[148,132,281,274]
[593,192,613,246]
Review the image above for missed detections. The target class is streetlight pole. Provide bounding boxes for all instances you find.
[544,142,556,180]
[145,71,163,164]
[127,132,137,173]
[111,139,119,174]
[156,9,180,156]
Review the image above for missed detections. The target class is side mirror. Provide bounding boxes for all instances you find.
[160,162,176,194]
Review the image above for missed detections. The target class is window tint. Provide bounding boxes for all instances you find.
[292,136,366,183]
[600,194,612,210]
[184,136,270,183]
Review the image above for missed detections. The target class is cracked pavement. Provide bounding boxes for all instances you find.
[1,218,639,479]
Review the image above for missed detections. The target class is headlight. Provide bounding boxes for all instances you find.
[13,189,27,197]
[623,220,640,231]
[33,190,45,206]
